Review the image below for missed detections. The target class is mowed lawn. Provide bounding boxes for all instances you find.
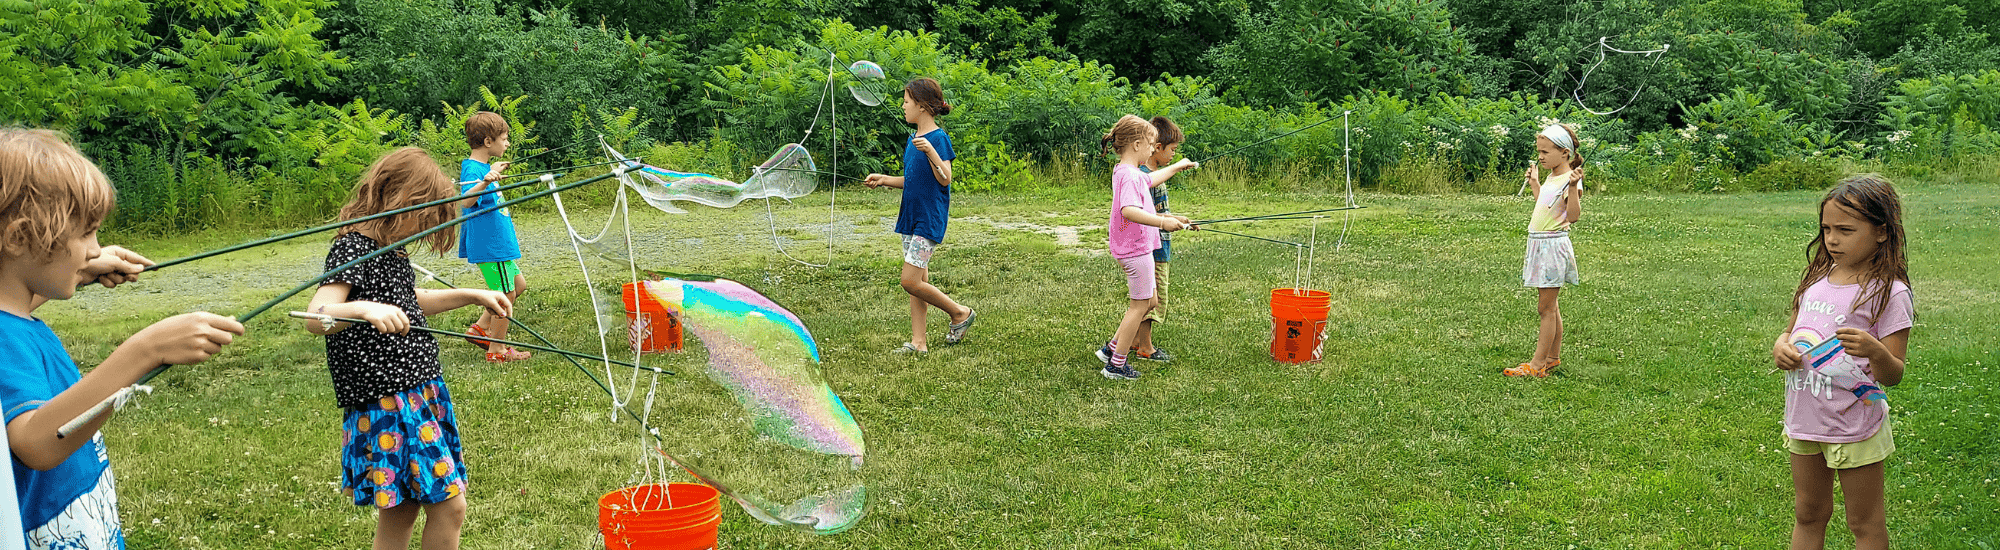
[39,178,1999,549]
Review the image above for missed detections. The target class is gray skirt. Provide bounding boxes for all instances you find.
[1523,231,1580,288]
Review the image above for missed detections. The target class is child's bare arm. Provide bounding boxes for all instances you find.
[863,174,905,189]
[8,312,242,469]
[416,288,511,319]
[1564,170,1584,224]
[1836,327,1909,387]
[304,283,412,335]
[1121,206,1186,232]
[912,138,951,186]
[1148,159,1199,187]
[1772,311,1803,371]
[453,162,509,209]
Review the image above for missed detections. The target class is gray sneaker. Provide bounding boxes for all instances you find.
[1134,348,1174,362]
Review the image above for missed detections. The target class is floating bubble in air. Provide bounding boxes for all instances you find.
[632,275,868,534]
[845,60,887,107]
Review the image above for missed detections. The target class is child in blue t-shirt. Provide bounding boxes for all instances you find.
[0,129,244,549]
[453,111,532,363]
[862,77,975,353]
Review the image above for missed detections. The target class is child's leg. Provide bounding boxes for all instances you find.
[908,294,928,350]
[486,273,526,354]
[418,495,469,550]
[1112,299,1153,360]
[1135,260,1168,355]
[1837,462,1889,550]
[374,503,421,550]
[1789,452,1837,550]
[1534,287,1562,366]
[901,263,969,346]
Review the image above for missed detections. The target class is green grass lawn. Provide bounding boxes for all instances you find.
[41,178,2000,549]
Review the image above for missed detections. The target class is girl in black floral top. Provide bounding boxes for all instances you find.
[302,148,511,549]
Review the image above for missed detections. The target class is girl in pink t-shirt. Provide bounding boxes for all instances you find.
[1096,115,1193,380]
[1770,174,1913,550]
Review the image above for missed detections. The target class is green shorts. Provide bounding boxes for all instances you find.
[478,260,521,293]
[1785,416,1895,469]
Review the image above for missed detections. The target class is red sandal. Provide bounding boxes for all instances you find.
[464,324,493,348]
[484,346,532,362]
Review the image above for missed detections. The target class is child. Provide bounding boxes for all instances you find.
[1770,175,1911,550]
[1097,115,1193,380]
[454,111,531,362]
[0,128,245,549]
[304,147,512,550]
[862,77,975,353]
[1504,124,1585,378]
[1098,116,1198,365]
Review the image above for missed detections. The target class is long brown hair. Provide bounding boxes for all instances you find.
[1792,174,1909,317]
[904,78,952,116]
[338,147,459,254]
[0,128,115,259]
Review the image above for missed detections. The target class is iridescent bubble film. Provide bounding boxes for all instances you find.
[635,276,867,534]
[845,60,887,107]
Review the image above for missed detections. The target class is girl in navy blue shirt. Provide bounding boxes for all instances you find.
[863,77,976,353]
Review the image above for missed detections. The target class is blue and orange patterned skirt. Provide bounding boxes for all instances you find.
[340,377,467,508]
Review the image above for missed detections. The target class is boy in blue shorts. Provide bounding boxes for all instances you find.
[455,112,532,362]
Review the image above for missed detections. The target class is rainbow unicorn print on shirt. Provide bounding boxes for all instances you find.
[1790,328,1887,404]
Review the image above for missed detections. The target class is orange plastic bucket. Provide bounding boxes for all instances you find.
[599,483,722,550]
[604,514,720,550]
[1269,288,1332,364]
[621,282,683,354]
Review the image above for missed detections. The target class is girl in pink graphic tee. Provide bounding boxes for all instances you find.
[1769,174,1913,550]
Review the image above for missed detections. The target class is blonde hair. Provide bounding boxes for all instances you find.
[465,111,509,149]
[1100,115,1156,155]
[0,128,116,259]
[338,147,459,254]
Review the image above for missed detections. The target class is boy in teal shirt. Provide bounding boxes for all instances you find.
[455,111,532,362]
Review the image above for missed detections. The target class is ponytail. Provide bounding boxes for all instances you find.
[1560,124,1583,170]
[905,78,951,117]
[1101,115,1153,156]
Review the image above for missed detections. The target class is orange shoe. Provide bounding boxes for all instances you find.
[1503,360,1558,378]
[485,346,532,362]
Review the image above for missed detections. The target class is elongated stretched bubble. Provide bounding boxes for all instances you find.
[845,60,887,107]
[634,275,867,534]
[601,137,817,214]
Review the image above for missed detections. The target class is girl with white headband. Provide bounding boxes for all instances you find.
[1505,123,1585,378]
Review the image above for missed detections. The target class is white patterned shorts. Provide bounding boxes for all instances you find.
[900,233,937,269]
[1523,231,1581,288]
